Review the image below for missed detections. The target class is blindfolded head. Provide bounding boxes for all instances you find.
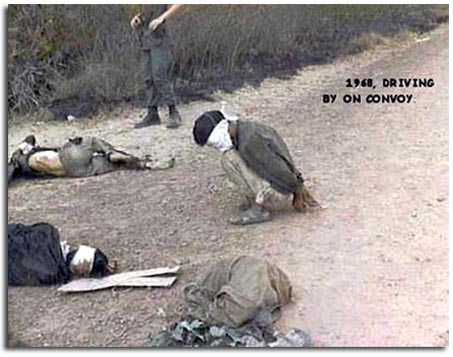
[193,111,233,152]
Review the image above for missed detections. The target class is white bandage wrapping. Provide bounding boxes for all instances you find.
[220,101,239,121]
[18,142,34,155]
[69,245,96,277]
[206,120,233,152]
[60,241,71,261]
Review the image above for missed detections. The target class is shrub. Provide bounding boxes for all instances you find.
[7,4,446,118]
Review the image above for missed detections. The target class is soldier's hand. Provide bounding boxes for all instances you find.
[130,13,142,29]
[149,17,165,31]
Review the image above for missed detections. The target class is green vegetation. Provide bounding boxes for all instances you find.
[7,4,447,118]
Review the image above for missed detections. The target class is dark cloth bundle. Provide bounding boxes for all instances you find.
[8,223,71,286]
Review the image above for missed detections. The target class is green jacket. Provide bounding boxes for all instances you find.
[8,137,117,183]
[233,120,304,195]
[136,4,169,49]
[58,137,116,177]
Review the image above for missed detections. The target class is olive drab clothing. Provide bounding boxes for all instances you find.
[7,138,117,182]
[134,4,177,108]
[221,149,290,211]
[183,256,292,328]
[58,137,117,177]
[8,136,174,185]
[141,46,176,107]
[136,4,169,50]
[231,120,305,196]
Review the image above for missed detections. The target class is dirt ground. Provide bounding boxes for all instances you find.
[7,24,449,347]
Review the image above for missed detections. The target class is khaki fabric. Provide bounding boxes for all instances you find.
[28,150,66,177]
[184,256,292,328]
[58,137,117,177]
[221,149,290,210]
[234,120,304,195]
[8,137,149,184]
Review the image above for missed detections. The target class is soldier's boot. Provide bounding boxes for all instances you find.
[166,105,182,129]
[229,202,271,225]
[134,106,161,129]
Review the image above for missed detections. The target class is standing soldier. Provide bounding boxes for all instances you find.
[130,4,184,129]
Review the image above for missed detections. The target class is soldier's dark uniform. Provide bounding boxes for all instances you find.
[134,5,181,129]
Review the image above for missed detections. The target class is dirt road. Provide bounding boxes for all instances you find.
[7,24,448,347]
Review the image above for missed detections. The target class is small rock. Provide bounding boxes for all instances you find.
[156,308,166,318]
[240,335,267,347]
[209,326,225,337]
[269,329,313,347]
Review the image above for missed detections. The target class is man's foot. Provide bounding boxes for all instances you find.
[229,204,271,225]
[167,106,182,129]
[134,107,161,129]
[143,157,175,170]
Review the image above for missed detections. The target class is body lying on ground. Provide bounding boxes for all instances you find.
[8,135,174,185]
[192,110,319,225]
[8,222,114,286]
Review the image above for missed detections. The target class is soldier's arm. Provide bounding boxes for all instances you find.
[87,137,115,155]
[149,4,185,30]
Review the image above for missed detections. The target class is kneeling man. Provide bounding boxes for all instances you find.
[192,110,319,225]
[8,135,174,184]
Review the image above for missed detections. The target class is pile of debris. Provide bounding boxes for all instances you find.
[147,319,313,348]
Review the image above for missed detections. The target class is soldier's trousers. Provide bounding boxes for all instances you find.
[142,44,177,108]
[220,150,290,211]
